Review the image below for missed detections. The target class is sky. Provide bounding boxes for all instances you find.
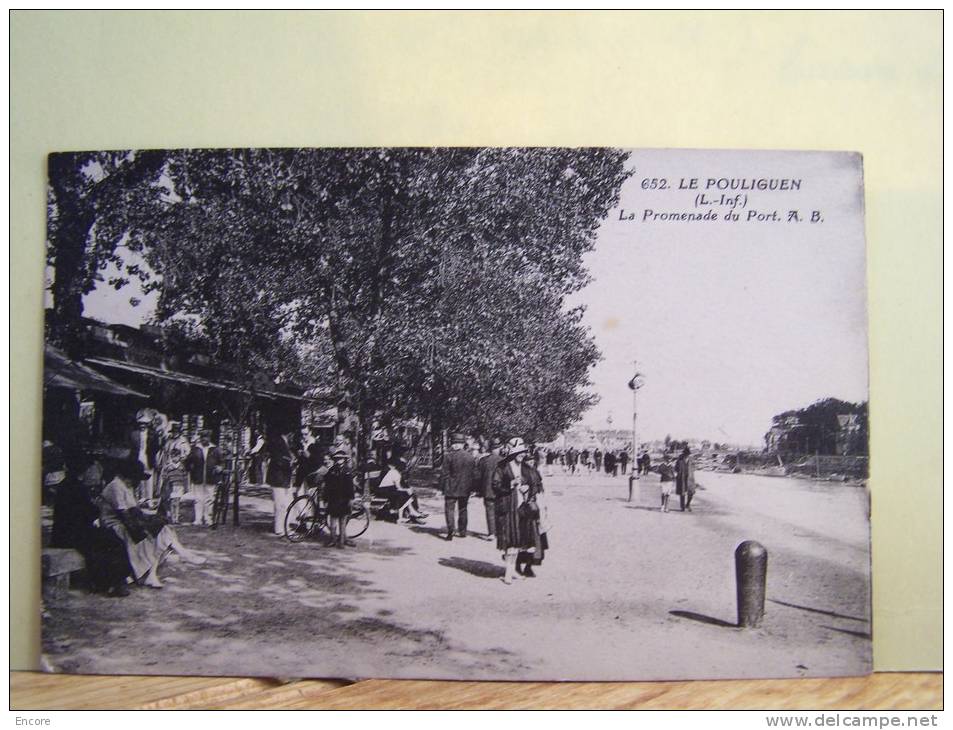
[570,149,869,447]
[80,148,869,448]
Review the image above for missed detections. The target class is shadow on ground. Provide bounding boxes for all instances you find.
[439,557,505,579]
[408,525,450,540]
[821,625,871,640]
[669,610,737,628]
[768,598,868,623]
[41,510,448,675]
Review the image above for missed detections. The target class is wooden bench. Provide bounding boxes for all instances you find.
[41,548,86,602]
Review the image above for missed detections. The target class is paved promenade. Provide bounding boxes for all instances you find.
[43,470,871,681]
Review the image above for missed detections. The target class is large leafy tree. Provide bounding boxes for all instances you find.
[768,397,868,455]
[49,147,632,469]
[46,150,166,355]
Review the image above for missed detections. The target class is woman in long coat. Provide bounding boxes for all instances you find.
[492,437,548,584]
[675,446,696,512]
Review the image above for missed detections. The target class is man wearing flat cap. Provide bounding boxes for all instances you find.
[441,433,476,540]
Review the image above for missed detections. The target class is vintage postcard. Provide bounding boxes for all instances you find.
[40,147,870,680]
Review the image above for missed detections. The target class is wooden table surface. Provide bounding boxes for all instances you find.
[10,671,942,710]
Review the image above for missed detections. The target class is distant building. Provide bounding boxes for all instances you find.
[836,414,861,456]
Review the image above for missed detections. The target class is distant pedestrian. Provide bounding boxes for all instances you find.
[566,447,578,475]
[580,448,590,472]
[441,433,476,540]
[640,451,652,476]
[158,421,190,523]
[658,456,674,512]
[675,446,696,512]
[594,448,603,473]
[545,447,557,477]
[184,429,224,527]
[605,450,617,476]
[619,449,629,474]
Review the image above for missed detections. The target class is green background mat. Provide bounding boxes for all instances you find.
[10,10,941,671]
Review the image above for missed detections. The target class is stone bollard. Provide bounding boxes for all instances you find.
[735,540,768,628]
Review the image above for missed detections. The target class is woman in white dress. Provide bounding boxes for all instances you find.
[99,459,206,588]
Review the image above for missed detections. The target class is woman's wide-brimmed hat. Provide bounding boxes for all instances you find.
[332,447,350,459]
[506,437,528,456]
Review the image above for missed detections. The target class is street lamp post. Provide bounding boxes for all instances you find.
[627,362,644,502]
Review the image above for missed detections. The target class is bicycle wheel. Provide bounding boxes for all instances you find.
[211,479,229,526]
[345,502,370,539]
[285,495,318,542]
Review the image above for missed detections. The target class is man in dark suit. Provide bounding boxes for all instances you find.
[184,429,225,527]
[675,446,696,512]
[441,433,476,540]
[476,438,504,540]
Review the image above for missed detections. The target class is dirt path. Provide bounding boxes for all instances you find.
[43,471,871,680]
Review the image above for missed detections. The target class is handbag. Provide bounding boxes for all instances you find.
[119,508,149,543]
[518,499,539,520]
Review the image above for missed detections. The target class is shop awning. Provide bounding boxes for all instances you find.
[44,346,148,398]
[85,356,318,403]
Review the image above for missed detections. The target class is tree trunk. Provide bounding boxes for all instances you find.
[232,420,242,525]
[47,209,95,358]
[356,408,373,499]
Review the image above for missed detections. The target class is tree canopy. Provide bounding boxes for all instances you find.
[47,147,632,448]
[769,397,868,455]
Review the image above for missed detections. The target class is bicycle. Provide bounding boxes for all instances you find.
[210,469,233,527]
[284,487,370,543]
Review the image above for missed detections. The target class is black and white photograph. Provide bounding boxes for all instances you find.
[40,147,870,681]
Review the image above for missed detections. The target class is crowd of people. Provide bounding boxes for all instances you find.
[46,402,697,596]
[280,431,553,585]
[540,445,631,477]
